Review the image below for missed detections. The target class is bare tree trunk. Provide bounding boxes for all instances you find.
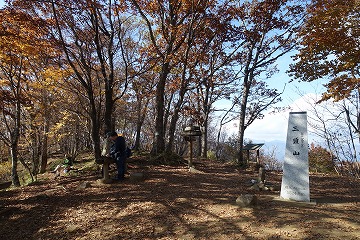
[134,95,149,151]
[134,121,142,151]
[11,101,21,187]
[166,90,186,153]
[89,97,101,160]
[237,41,257,166]
[201,125,208,159]
[237,88,248,165]
[11,145,20,187]
[152,62,170,155]
[29,120,41,176]
[39,120,49,173]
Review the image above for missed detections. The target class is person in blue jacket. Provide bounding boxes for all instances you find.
[107,131,127,180]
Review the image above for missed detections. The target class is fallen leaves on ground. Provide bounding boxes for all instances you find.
[1,157,359,240]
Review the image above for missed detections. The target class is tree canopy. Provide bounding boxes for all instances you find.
[289,0,360,101]
[2,0,359,186]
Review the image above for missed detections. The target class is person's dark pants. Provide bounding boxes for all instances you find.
[115,154,126,179]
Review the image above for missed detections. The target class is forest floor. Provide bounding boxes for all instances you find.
[0,153,360,240]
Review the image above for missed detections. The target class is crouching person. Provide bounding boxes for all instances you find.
[52,156,72,178]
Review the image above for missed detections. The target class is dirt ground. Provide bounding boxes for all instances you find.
[1,155,359,240]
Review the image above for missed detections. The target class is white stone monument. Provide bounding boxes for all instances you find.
[280,112,310,202]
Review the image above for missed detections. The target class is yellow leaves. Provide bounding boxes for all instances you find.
[0,79,8,87]
[43,67,71,84]
[53,115,68,131]
[0,9,69,105]
[49,110,72,139]
[0,9,56,73]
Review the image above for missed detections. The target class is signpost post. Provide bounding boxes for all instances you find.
[182,126,202,168]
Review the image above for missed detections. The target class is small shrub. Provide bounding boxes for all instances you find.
[0,160,11,182]
[207,150,216,161]
[309,143,335,173]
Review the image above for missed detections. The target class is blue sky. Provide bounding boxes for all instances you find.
[219,52,328,143]
[248,57,327,142]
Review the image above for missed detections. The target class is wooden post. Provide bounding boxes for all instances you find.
[98,157,113,184]
[258,166,265,183]
[189,137,193,167]
[183,126,201,168]
[247,150,250,164]
[102,163,112,183]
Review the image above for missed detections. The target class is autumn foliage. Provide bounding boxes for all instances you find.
[289,0,360,102]
[1,0,360,187]
[308,143,335,173]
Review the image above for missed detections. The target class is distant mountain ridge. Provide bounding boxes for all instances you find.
[252,140,286,162]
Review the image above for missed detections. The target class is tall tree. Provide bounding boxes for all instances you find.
[12,0,137,159]
[129,0,221,154]
[0,8,54,185]
[24,66,73,173]
[164,0,230,153]
[228,0,305,165]
[131,73,156,151]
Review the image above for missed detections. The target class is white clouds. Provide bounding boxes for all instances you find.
[224,93,323,142]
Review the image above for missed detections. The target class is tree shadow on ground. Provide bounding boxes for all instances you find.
[1,158,359,240]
